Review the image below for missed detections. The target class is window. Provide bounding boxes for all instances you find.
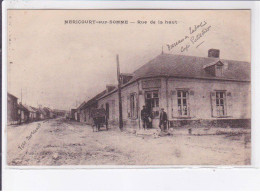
[129,93,137,119]
[216,91,226,116]
[145,91,159,117]
[215,65,223,77]
[177,90,189,116]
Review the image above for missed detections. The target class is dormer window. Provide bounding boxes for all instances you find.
[215,64,223,77]
[204,60,225,77]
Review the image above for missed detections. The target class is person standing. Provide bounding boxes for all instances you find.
[159,108,168,131]
[141,105,149,130]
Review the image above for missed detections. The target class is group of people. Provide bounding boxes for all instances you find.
[141,105,168,131]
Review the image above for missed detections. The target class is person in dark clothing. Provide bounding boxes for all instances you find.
[159,108,168,131]
[141,105,149,130]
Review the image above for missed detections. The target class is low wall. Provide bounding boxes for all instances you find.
[107,118,251,131]
[168,119,251,129]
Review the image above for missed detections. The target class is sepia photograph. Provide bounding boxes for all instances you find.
[6,9,251,166]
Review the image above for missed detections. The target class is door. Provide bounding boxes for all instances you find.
[145,91,160,128]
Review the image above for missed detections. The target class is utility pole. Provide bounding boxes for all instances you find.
[117,54,123,131]
[21,88,22,104]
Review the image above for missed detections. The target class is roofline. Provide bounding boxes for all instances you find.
[96,75,250,102]
[8,93,18,99]
[153,53,251,64]
[77,90,107,110]
[79,100,98,110]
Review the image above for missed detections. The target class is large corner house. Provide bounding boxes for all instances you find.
[75,49,251,129]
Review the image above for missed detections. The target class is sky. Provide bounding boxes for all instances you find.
[7,10,250,110]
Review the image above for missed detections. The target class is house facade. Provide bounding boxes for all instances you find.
[22,104,37,122]
[18,103,30,123]
[77,90,106,124]
[70,109,77,120]
[7,93,19,125]
[7,93,56,124]
[79,49,250,129]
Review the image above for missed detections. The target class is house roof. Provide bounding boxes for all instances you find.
[31,106,40,112]
[39,108,48,115]
[96,53,250,101]
[131,53,250,82]
[79,53,250,105]
[43,107,53,112]
[80,90,107,110]
[8,92,18,99]
[77,101,87,110]
[18,104,29,112]
[22,104,37,113]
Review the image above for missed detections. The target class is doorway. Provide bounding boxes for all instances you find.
[145,91,160,128]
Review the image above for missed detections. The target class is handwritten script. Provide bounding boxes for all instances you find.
[166,21,211,53]
[18,122,43,150]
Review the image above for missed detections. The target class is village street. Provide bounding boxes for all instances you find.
[7,117,251,166]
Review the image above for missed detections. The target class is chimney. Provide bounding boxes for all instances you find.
[208,49,220,58]
[106,85,116,93]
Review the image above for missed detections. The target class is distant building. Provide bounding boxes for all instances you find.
[43,107,56,118]
[22,104,37,121]
[70,109,77,120]
[53,109,67,117]
[39,107,48,120]
[79,49,251,129]
[30,107,41,121]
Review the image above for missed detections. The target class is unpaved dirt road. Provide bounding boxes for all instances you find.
[7,118,250,166]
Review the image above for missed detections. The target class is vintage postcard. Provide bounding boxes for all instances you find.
[6,9,251,166]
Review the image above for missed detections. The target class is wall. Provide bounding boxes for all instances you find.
[167,77,250,120]
[98,81,140,129]
[95,76,250,129]
[7,96,18,124]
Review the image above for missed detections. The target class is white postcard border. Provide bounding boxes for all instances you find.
[2,0,260,190]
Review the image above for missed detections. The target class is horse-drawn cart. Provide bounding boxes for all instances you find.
[91,108,108,132]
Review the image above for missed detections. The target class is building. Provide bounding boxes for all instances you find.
[22,104,37,122]
[77,90,107,124]
[37,107,46,120]
[18,103,30,123]
[7,93,19,125]
[70,109,77,120]
[78,49,251,129]
[30,107,42,121]
[43,107,55,118]
[53,109,67,117]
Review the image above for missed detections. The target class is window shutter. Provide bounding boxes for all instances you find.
[171,90,178,118]
[210,92,217,117]
[226,92,232,117]
[189,90,196,118]
[127,95,130,118]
